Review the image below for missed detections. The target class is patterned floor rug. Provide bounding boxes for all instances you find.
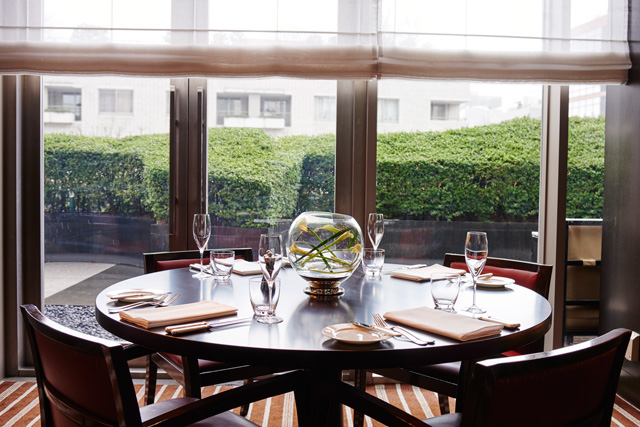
[1,380,639,426]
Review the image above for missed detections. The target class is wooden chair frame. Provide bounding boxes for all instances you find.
[143,248,254,274]
[21,304,306,426]
[343,329,630,427]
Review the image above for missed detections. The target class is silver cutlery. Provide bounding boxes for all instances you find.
[372,313,434,345]
[165,316,253,336]
[350,321,401,337]
[109,293,179,313]
[108,291,169,300]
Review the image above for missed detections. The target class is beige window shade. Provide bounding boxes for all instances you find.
[0,0,630,83]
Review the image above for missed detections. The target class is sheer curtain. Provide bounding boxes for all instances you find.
[0,0,630,83]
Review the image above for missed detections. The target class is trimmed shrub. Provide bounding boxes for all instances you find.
[43,117,605,225]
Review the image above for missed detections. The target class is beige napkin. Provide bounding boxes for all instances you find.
[232,259,263,276]
[120,300,237,329]
[383,306,504,341]
[391,264,466,282]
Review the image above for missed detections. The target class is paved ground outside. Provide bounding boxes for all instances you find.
[44,261,144,339]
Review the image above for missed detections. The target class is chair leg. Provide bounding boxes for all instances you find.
[181,356,203,398]
[437,393,450,414]
[239,378,253,416]
[352,369,367,427]
[144,355,158,406]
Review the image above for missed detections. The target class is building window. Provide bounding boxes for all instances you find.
[99,89,133,114]
[216,94,249,125]
[431,102,458,120]
[378,98,399,123]
[261,95,291,126]
[315,96,336,121]
[46,86,82,121]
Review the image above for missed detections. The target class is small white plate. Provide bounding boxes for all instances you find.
[476,277,515,288]
[322,323,392,345]
[106,289,165,303]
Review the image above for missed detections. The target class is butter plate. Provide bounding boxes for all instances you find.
[322,323,393,345]
[476,277,515,288]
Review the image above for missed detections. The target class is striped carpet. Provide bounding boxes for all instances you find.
[1,380,639,426]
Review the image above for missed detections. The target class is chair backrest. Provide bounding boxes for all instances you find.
[20,304,142,426]
[443,253,553,299]
[460,328,631,427]
[143,248,254,274]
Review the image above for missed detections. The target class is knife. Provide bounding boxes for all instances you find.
[165,317,253,336]
[478,316,520,330]
[351,321,401,337]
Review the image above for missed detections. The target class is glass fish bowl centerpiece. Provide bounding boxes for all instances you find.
[287,212,363,296]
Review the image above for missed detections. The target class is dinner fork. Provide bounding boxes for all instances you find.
[109,293,178,313]
[373,313,433,346]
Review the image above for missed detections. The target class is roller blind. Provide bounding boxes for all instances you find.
[0,0,630,83]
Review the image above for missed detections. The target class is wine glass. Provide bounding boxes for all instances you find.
[192,214,211,278]
[367,213,384,250]
[257,234,283,324]
[463,231,488,315]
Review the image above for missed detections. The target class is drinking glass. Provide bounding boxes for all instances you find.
[463,231,488,314]
[210,250,234,280]
[192,214,211,278]
[367,213,384,250]
[431,273,461,312]
[362,248,385,276]
[249,277,281,317]
[257,234,283,324]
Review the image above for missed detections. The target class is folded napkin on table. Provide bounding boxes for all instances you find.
[120,300,237,329]
[391,264,466,282]
[232,259,263,276]
[384,306,504,341]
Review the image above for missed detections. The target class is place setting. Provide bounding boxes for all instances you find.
[116,228,288,334]
[106,289,179,313]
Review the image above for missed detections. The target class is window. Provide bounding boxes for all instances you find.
[261,95,291,127]
[46,86,81,121]
[378,98,399,123]
[431,102,459,121]
[99,89,133,114]
[315,96,336,121]
[378,80,542,265]
[216,94,249,125]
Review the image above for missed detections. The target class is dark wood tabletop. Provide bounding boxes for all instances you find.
[95,264,552,371]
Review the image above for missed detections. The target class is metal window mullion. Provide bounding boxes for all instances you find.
[538,85,569,349]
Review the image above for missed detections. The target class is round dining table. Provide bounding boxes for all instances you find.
[95,264,552,426]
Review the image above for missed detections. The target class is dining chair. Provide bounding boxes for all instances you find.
[142,248,280,414]
[339,328,630,427]
[143,248,253,273]
[20,304,305,427]
[358,253,553,418]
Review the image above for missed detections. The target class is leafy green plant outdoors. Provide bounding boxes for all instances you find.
[43,116,605,226]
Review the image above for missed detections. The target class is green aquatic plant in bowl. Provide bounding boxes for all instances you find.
[287,212,363,296]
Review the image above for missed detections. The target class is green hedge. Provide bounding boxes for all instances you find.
[43,117,604,225]
[376,117,542,221]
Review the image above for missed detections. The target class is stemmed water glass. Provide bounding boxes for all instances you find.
[367,213,384,250]
[192,214,211,278]
[463,231,488,315]
[257,234,283,324]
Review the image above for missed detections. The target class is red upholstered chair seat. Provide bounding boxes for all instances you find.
[155,258,205,272]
